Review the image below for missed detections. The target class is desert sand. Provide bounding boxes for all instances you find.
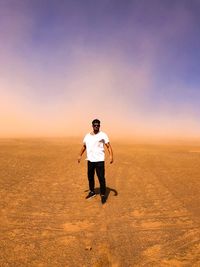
[0,138,200,266]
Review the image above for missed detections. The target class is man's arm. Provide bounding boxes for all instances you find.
[105,142,113,164]
[78,144,86,163]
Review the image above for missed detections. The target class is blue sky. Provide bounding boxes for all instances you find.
[0,0,200,139]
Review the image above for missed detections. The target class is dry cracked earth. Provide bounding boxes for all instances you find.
[0,138,200,266]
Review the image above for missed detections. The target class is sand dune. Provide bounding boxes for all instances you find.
[0,138,200,266]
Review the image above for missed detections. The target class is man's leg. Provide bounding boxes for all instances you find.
[87,161,95,192]
[96,161,106,195]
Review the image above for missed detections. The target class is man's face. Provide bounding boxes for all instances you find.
[92,123,100,133]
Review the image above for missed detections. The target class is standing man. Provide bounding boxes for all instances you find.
[78,119,113,204]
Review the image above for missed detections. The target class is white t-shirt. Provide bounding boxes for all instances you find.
[83,131,109,162]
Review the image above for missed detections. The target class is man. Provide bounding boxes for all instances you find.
[78,119,113,204]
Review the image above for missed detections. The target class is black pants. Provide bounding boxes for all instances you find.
[87,161,106,195]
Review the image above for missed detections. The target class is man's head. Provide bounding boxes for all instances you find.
[92,119,100,133]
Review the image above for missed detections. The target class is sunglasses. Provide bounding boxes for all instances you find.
[93,124,100,127]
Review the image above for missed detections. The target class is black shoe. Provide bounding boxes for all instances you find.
[86,191,96,199]
[101,195,106,204]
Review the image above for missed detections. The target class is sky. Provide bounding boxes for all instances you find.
[0,0,200,140]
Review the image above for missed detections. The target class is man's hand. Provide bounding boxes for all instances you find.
[105,143,114,164]
[78,145,86,163]
[78,155,82,163]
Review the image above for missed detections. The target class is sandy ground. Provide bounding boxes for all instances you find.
[0,138,200,267]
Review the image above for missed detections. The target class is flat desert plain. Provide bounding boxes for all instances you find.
[0,138,200,267]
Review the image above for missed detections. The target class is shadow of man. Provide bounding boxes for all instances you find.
[94,186,118,202]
